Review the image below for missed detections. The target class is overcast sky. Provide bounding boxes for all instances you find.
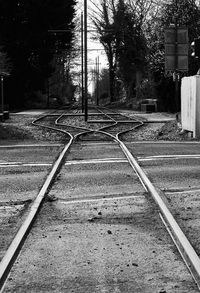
[76,0,107,68]
[75,0,107,92]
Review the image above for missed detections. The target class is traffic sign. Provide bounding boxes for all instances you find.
[165,55,188,71]
[165,27,188,72]
[165,44,188,56]
[165,27,188,44]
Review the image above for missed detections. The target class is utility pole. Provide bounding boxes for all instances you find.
[96,56,100,106]
[84,0,88,121]
[0,72,10,122]
[95,57,98,106]
[47,78,50,108]
[1,75,4,122]
[81,12,84,113]
[174,0,179,112]
[165,0,188,112]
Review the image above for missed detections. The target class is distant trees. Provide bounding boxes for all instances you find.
[148,0,200,111]
[114,0,147,103]
[92,0,200,111]
[91,0,147,105]
[148,0,200,72]
[0,0,77,108]
[93,68,110,104]
[91,0,118,103]
[0,47,12,75]
[159,0,200,75]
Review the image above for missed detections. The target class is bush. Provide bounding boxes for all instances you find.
[24,91,47,108]
[137,79,155,101]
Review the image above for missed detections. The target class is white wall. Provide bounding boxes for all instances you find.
[181,75,200,137]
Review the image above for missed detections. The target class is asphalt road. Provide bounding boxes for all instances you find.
[127,141,200,263]
[1,141,200,292]
[0,144,63,264]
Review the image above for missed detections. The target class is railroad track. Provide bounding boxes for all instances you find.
[0,106,200,292]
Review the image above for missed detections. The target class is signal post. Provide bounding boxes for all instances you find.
[165,26,188,111]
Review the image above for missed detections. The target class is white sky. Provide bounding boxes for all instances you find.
[75,0,107,92]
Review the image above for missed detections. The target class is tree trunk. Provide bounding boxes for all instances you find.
[109,66,115,103]
[135,70,142,101]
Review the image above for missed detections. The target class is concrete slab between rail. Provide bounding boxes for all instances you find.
[53,193,149,220]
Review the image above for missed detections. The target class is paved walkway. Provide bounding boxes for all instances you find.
[14,109,176,122]
[120,110,176,122]
[14,110,49,115]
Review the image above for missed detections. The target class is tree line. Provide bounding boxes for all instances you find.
[0,0,200,111]
[91,0,200,112]
[0,0,77,108]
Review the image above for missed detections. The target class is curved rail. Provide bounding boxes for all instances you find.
[53,108,200,288]
[0,113,74,291]
[1,108,200,291]
[93,106,144,140]
[118,139,200,288]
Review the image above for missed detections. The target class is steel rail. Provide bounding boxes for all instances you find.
[34,109,200,289]
[60,113,116,116]
[89,119,141,123]
[98,104,200,283]
[32,114,70,135]
[94,106,144,139]
[91,126,200,289]
[97,105,144,122]
[78,104,200,289]
[90,107,130,134]
[1,108,200,291]
[0,114,74,292]
[116,121,144,140]
[0,110,99,291]
[55,113,102,141]
[93,107,118,132]
[118,139,200,289]
[55,113,93,132]
[32,114,93,138]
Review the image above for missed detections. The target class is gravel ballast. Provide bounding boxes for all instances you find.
[0,111,199,142]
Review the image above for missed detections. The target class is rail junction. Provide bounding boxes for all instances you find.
[0,106,200,292]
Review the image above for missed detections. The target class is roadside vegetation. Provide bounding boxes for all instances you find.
[0,113,198,142]
[0,114,68,142]
[0,0,77,109]
[91,0,200,112]
[0,0,200,112]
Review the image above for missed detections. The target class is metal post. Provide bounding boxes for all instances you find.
[47,78,50,108]
[97,56,99,106]
[95,57,97,105]
[84,0,88,121]
[81,12,84,113]
[174,0,179,111]
[1,76,4,122]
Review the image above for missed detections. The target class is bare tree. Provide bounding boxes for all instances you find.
[90,0,118,103]
[91,0,149,105]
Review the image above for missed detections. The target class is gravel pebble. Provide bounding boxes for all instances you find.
[1,112,199,142]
